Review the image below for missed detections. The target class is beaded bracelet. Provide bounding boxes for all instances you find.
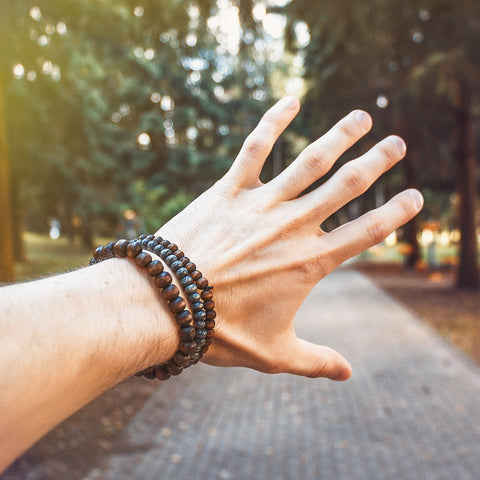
[89,236,215,381]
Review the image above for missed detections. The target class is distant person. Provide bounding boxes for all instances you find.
[121,208,146,239]
[0,97,423,471]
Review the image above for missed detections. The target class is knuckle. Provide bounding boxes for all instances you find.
[342,164,369,194]
[300,146,330,176]
[242,132,270,158]
[377,140,400,167]
[365,214,387,245]
[338,119,358,140]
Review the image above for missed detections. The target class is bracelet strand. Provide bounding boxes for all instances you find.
[89,235,215,380]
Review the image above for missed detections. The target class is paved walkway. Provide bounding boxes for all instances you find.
[84,269,480,480]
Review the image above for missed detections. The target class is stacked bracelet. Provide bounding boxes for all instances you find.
[89,235,216,381]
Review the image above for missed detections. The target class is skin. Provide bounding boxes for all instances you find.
[0,97,423,471]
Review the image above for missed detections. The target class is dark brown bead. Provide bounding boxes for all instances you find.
[201,289,213,301]
[161,284,179,301]
[154,366,171,381]
[126,241,142,258]
[205,338,213,346]
[144,371,157,380]
[135,251,152,268]
[166,361,183,376]
[180,340,197,355]
[203,299,215,311]
[154,271,172,288]
[175,310,193,326]
[173,250,184,259]
[113,239,129,257]
[205,319,216,330]
[191,270,202,281]
[185,262,196,273]
[167,243,178,252]
[206,329,215,338]
[154,235,163,243]
[196,276,208,289]
[173,351,190,367]
[146,234,155,241]
[206,310,217,320]
[168,296,186,313]
[180,325,195,340]
[147,260,164,276]
[94,245,105,261]
[181,257,190,266]
[138,234,147,240]
[160,239,170,247]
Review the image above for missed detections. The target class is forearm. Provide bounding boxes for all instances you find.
[0,259,178,470]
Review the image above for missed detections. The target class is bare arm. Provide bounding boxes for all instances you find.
[0,97,423,471]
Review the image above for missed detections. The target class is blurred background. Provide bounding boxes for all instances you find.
[0,0,479,333]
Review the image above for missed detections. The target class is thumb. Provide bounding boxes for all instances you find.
[285,338,352,381]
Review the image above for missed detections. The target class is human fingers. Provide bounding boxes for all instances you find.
[264,110,372,201]
[283,338,352,380]
[299,135,407,222]
[225,96,300,188]
[323,189,424,268]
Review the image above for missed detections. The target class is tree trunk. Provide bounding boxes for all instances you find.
[454,77,479,290]
[403,153,421,269]
[0,77,15,283]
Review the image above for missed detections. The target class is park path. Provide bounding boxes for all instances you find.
[84,269,480,480]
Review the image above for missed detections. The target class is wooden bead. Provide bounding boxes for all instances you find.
[205,338,212,346]
[176,267,189,279]
[191,301,204,312]
[169,296,186,313]
[185,262,196,273]
[144,371,157,380]
[205,319,216,330]
[173,250,184,259]
[201,289,213,301]
[195,329,208,339]
[193,310,206,321]
[160,239,170,248]
[191,270,202,281]
[135,251,152,268]
[206,310,217,320]
[113,239,129,257]
[154,271,172,288]
[173,351,190,367]
[188,292,201,303]
[160,248,172,259]
[180,275,194,287]
[170,260,184,271]
[126,241,142,258]
[204,300,215,311]
[181,257,190,266]
[165,254,178,265]
[175,310,193,327]
[167,243,178,252]
[180,326,195,340]
[180,340,197,355]
[196,276,208,289]
[184,283,197,295]
[153,235,163,243]
[166,361,183,376]
[154,366,171,381]
[194,320,206,329]
[162,284,179,301]
[147,240,157,251]
[153,245,163,256]
[146,260,164,276]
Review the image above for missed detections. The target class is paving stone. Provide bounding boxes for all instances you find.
[81,269,480,480]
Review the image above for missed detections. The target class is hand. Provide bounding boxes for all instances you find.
[157,96,423,381]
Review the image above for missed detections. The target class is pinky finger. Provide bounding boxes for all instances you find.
[325,189,423,266]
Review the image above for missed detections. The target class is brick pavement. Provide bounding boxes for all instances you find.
[83,269,480,480]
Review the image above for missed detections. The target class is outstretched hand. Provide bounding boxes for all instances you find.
[157,96,423,381]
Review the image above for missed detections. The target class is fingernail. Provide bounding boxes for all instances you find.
[354,110,372,131]
[279,96,299,110]
[390,135,407,155]
[410,190,424,211]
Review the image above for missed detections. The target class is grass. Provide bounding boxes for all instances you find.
[14,232,110,282]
